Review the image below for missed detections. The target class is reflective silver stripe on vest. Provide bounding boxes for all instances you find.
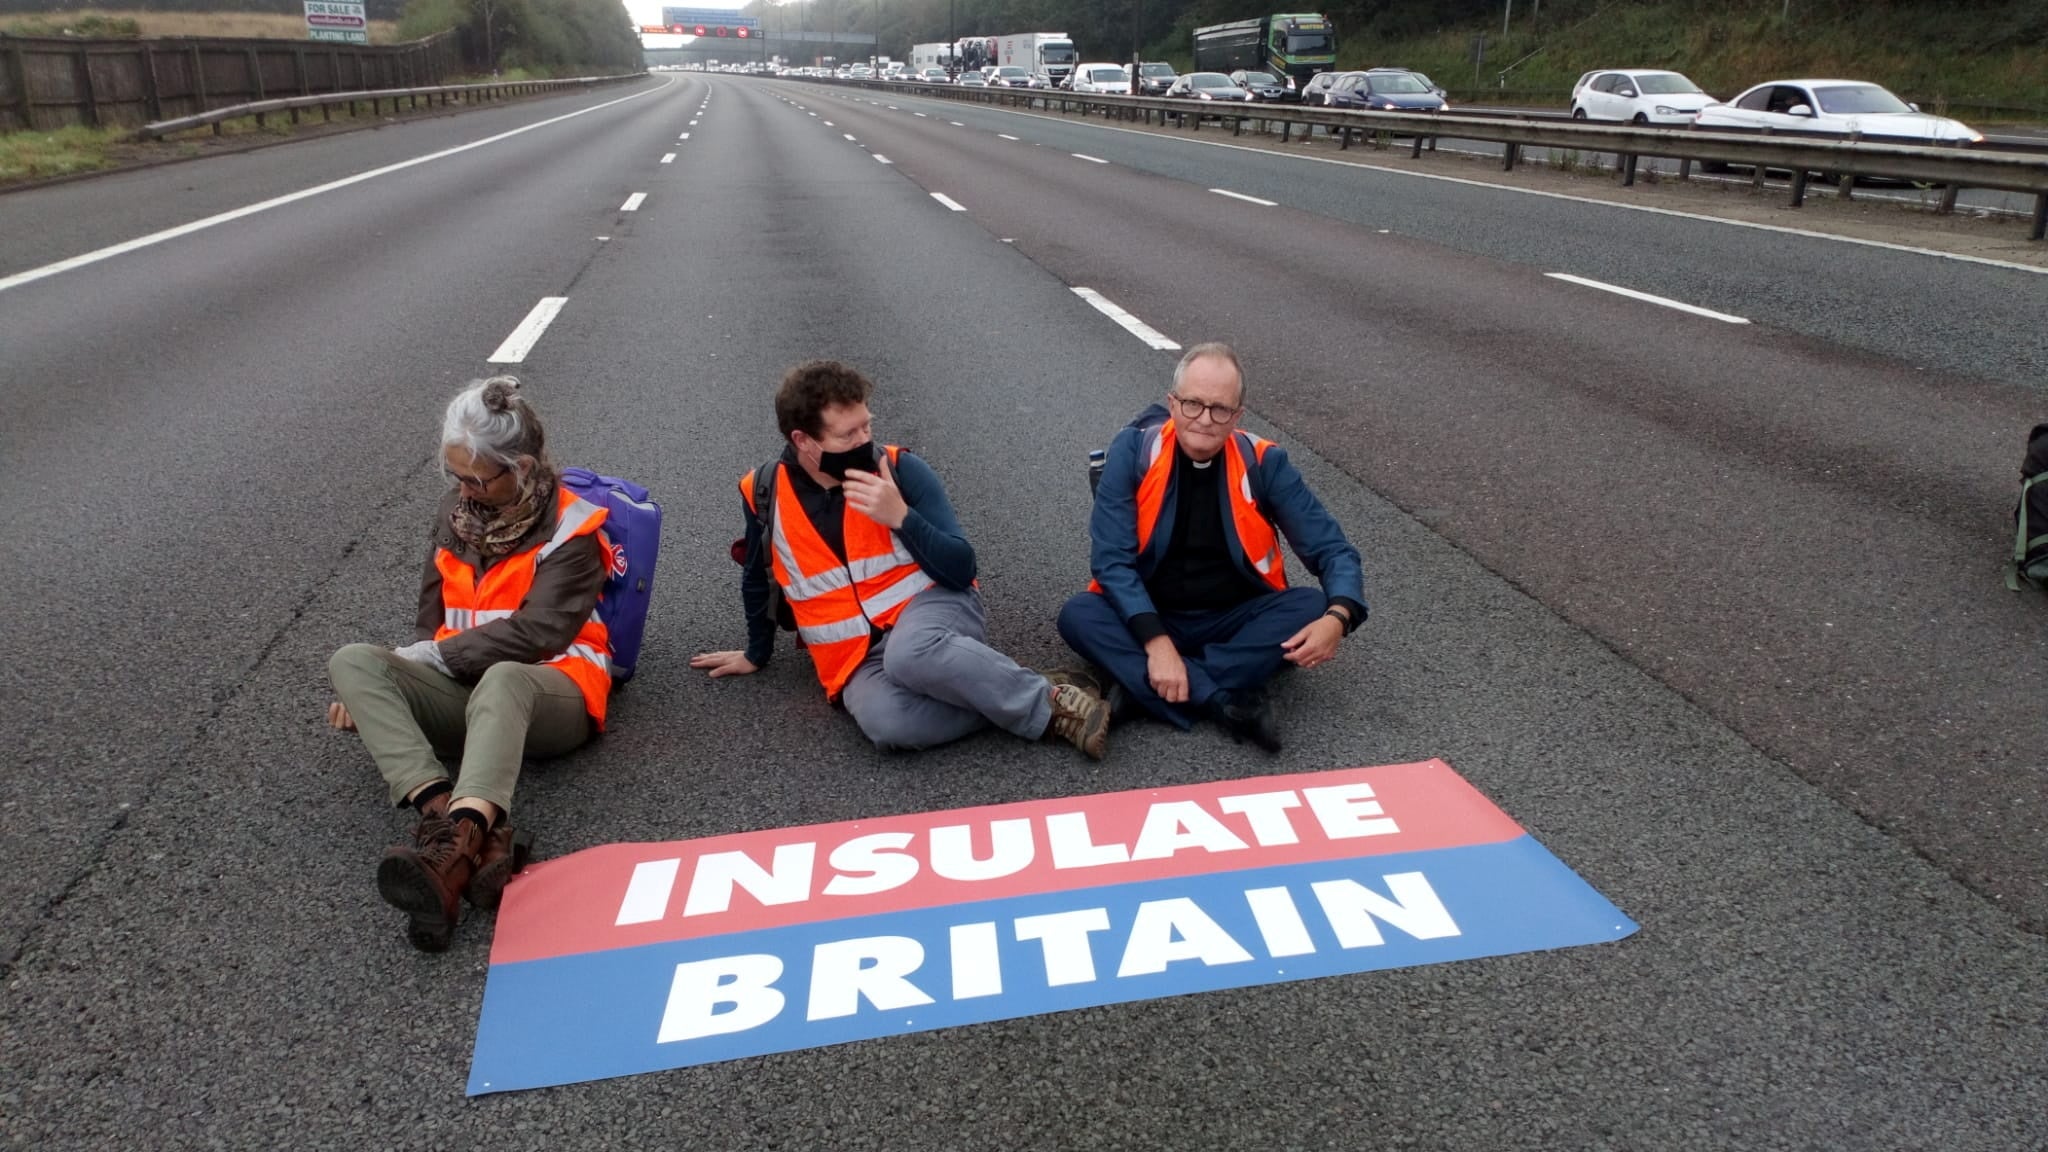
[798,614,872,646]
[769,504,855,600]
[549,643,611,674]
[846,539,916,582]
[858,568,934,617]
[442,607,515,630]
[538,494,606,561]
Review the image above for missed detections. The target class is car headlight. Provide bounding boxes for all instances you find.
[1439,100,1451,110]
[1654,105,1678,115]
[1198,92,1212,100]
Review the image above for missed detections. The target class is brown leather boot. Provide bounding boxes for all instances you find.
[464,823,529,912]
[1045,682,1110,761]
[377,816,482,953]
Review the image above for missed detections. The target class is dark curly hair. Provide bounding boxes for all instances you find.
[776,360,873,440]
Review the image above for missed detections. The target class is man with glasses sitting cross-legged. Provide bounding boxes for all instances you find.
[1057,342,1367,753]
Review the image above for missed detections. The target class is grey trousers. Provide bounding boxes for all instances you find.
[839,586,1053,752]
[327,642,591,816]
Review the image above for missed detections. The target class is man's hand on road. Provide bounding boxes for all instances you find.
[327,701,355,731]
[690,650,761,678]
[1144,636,1190,703]
[843,454,908,529]
[1281,615,1345,669]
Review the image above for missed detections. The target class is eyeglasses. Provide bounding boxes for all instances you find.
[445,462,510,491]
[1169,392,1243,424]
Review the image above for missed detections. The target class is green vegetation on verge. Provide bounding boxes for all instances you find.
[395,0,642,74]
[0,125,126,182]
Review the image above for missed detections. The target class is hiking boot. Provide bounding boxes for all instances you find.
[377,816,483,953]
[1040,667,1105,698]
[1046,682,1110,760]
[1210,689,1282,754]
[464,823,534,912]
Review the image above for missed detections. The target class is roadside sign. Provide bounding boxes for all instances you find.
[661,7,759,31]
[305,0,367,44]
[467,760,1637,1094]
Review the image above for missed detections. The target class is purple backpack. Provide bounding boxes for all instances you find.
[560,467,661,681]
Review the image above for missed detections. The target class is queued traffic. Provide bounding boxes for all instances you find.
[673,8,1986,148]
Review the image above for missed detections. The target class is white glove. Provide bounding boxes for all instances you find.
[392,639,452,676]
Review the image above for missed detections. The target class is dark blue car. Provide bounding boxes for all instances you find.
[1326,70,1448,112]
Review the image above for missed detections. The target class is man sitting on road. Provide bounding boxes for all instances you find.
[692,359,1110,759]
[1058,343,1366,752]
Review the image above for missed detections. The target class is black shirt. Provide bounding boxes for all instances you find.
[1148,451,1273,615]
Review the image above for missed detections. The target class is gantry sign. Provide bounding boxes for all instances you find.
[659,7,760,37]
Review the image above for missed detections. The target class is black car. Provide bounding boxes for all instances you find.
[1165,72,1253,103]
[1132,61,1177,96]
[1229,70,1294,103]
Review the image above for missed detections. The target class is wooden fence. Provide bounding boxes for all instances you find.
[0,30,461,133]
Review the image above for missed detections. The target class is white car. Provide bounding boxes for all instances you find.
[1693,79,1982,144]
[1069,63,1132,94]
[1571,69,1713,125]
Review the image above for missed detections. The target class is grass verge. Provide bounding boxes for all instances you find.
[1,9,403,44]
[0,125,128,182]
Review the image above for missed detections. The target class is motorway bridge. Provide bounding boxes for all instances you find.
[1,72,2044,1150]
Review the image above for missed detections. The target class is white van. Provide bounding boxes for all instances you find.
[1068,63,1132,94]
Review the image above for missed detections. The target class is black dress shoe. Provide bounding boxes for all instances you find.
[1209,689,1282,753]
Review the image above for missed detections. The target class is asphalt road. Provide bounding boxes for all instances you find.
[1,72,2044,1150]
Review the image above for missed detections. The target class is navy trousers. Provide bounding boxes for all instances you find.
[1056,586,1325,730]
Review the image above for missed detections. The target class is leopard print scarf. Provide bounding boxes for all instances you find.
[449,466,555,558]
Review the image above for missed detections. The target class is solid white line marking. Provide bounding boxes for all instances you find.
[621,193,646,211]
[998,133,1019,140]
[1210,188,1277,206]
[1545,272,1750,324]
[1072,287,1180,350]
[0,78,676,296]
[932,193,966,211]
[874,154,892,164]
[661,153,676,164]
[844,133,857,141]
[1072,152,1108,164]
[488,297,568,364]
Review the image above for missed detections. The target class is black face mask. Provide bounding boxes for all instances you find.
[816,441,880,482]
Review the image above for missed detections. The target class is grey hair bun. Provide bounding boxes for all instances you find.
[479,375,521,414]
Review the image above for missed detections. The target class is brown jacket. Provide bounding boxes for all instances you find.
[415,487,605,682]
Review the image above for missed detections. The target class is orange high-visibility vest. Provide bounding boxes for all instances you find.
[434,486,614,726]
[1097,420,1286,594]
[740,445,934,700]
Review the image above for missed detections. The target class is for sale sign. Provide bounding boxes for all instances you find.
[467,760,1637,1094]
[305,0,368,44]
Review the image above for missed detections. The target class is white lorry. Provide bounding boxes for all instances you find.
[996,32,1076,86]
[909,42,955,71]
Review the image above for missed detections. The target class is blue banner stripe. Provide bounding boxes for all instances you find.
[469,836,1635,1094]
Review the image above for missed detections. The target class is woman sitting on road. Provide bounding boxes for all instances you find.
[327,376,612,953]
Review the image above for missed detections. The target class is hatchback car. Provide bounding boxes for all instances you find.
[1127,61,1178,96]
[1229,70,1292,102]
[1693,79,1982,143]
[1571,69,1713,125]
[1166,72,1252,102]
[1299,70,1344,105]
[1326,70,1447,112]
[988,65,1033,88]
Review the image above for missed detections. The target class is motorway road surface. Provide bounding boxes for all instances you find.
[1,73,2045,1150]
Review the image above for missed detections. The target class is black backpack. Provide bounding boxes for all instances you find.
[730,461,799,631]
[2008,424,2048,590]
